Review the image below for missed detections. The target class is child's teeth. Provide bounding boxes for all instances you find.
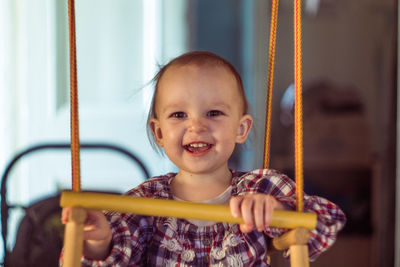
[190,143,206,148]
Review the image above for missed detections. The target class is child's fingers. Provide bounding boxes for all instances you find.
[239,223,254,233]
[253,196,266,231]
[229,195,244,218]
[263,196,275,227]
[83,210,112,241]
[240,196,255,232]
[231,196,255,233]
[231,194,284,233]
[61,207,71,224]
[62,208,111,243]
[83,227,101,241]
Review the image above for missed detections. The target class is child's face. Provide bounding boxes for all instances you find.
[150,64,253,176]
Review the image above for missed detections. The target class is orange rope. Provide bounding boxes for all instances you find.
[68,0,81,192]
[263,0,279,169]
[262,0,304,212]
[294,0,304,212]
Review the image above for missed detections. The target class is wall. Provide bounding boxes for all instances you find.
[251,0,396,266]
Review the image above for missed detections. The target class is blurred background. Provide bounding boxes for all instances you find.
[0,0,397,266]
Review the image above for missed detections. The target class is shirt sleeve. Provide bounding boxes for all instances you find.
[236,169,347,261]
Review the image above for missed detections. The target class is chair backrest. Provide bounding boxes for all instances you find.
[0,142,150,266]
[7,195,63,267]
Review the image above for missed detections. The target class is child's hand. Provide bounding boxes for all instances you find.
[229,194,286,233]
[62,207,112,260]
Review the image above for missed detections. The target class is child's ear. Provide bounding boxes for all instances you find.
[149,118,164,147]
[236,114,253,144]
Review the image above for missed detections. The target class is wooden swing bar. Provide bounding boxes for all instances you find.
[61,191,317,230]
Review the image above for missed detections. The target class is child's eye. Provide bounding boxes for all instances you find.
[170,112,187,118]
[207,110,224,117]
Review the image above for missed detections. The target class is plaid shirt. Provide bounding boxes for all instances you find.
[78,169,346,266]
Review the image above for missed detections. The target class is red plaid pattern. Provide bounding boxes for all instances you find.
[63,169,346,266]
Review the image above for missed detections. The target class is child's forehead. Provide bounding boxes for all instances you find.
[166,63,231,77]
[159,65,237,94]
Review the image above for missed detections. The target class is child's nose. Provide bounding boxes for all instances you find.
[188,118,207,132]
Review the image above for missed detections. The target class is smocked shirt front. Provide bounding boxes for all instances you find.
[80,169,346,267]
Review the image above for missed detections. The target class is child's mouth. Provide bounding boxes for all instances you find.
[184,142,212,154]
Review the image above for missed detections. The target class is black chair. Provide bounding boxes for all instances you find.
[0,142,150,266]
